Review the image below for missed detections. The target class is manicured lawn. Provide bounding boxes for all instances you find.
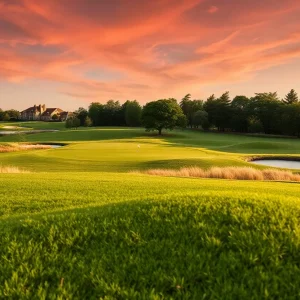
[0,121,67,131]
[1,123,300,298]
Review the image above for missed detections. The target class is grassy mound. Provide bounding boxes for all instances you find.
[1,192,300,299]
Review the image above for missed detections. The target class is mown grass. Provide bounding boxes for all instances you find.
[1,123,300,298]
[1,173,300,298]
[0,121,66,131]
[1,127,300,172]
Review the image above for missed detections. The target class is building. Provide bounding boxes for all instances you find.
[40,108,63,121]
[20,104,46,121]
[21,104,70,121]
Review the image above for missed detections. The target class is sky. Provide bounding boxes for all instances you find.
[1,0,300,111]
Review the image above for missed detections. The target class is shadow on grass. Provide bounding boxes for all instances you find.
[1,195,300,298]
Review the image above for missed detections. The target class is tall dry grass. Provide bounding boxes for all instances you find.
[142,166,300,182]
[0,166,30,173]
[0,143,51,153]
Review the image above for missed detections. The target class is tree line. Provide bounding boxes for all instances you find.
[67,89,300,136]
[2,89,300,137]
[0,109,20,121]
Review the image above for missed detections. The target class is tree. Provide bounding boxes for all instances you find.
[204,92,231,131]
[103,100,122,126]
[87,101,133,127]
[180,94,191,115]
[73,118,80,128]
[84,116,92,127]
[125,100,142,127]
[214,92,232,131]
[180,94,204,127]
[250,92,282,134]
[5,109,20,120]
[281,103,300,136]
[66,118,73,128]
[142,99,187,135]
[192,110,209,129]
[88,102,104,126]
[203,94,216,126]
[66,117,81,129]
[120,100,130,126]
[2,113,10,121]
[74,107,88,126]
[283,89,298,104]
[180,94,192,127]
[230,95,250,132]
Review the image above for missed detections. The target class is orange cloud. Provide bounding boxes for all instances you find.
[1,0,300,109]
[208,6,218,14]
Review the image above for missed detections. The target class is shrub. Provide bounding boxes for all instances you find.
[66,117,81,129]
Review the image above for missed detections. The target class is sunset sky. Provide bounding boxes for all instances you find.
[1,0,300,111]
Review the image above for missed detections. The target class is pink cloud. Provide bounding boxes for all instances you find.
[1,0,300,108]
[208,6,218,14]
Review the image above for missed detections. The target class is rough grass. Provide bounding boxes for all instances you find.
[0,166,30,173]
[141,166,300,182]
[0,143,51,153]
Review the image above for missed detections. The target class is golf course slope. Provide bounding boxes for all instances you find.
[1,123,300,299]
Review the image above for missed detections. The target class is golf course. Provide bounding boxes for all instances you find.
[1,122,300,299]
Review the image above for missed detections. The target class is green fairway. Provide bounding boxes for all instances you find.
[1,123,300,298]
[1,126,300,173]
[0,121,67,131]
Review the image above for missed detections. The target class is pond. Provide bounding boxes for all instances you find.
[0,144,64,153]
[251,159,300,170]
[18,144,64,149]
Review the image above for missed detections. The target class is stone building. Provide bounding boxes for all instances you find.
[20,104,46,121]
[21,104,70,121]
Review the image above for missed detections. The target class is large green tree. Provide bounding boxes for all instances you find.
[142,99,187,135]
